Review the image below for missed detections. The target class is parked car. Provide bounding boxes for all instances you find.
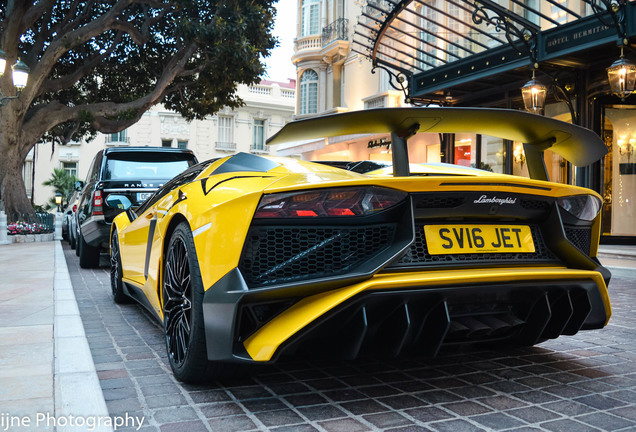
[76,147,197,268]
[61,206,71,241]
[62,190,80,246]
[67,189,81,250]
[108,108,611,382]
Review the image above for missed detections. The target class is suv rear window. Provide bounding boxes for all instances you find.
[103,152,195,180]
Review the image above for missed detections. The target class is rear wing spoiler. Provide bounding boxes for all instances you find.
[267,107,608,181]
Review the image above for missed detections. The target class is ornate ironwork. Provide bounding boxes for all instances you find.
[370,63,445,106]
[471,0,538,63]
[371,64,410,95]
[322,18,350,46]
[551,81,578,125]
[590,0,628,43]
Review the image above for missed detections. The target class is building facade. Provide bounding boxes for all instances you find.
[24,80,296,207]
[284,0,529,172]
[281,0,409,163]
[287,0,636,242]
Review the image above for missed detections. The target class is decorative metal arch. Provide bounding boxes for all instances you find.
[353,0,633,104]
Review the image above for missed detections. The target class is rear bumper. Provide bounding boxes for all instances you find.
[80,215,110,247]
[202,267,610,364]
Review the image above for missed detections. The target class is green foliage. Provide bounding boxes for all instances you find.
[42,168,80,209]
[0,1,278,216]
[13,0,277,141]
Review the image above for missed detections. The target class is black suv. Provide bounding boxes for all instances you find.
[75,147,198,268]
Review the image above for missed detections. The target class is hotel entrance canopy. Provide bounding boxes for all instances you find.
[353,0,636,106]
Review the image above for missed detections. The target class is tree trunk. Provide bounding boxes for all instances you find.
[0,130,35,219]
[1,162,34,220]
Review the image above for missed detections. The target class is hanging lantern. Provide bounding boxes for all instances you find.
[11,59,30,90]
[607,46,636,101]
[0,49,6,75]
[521,70,547,114]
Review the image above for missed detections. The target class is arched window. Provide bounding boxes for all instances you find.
[300,69,318,115]
[302,0,320,37]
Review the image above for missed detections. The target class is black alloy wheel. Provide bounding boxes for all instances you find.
[163,229,193,368]
[109,231,129,304]
[162,222,226,382]
[69,226,76,249]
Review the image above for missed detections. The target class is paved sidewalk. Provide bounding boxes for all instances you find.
[0,241,111,432]
[598,245,636,268]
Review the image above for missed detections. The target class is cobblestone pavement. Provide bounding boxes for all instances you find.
[63,244,636,432]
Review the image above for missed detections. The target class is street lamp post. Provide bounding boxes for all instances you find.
[54,193,63,241]
[0,49,30,106]
[55,193,63,212]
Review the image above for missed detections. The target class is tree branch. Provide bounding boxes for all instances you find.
[22,41,197,143]
[141,6,169,40]
[110,20,147,46]
[36,33,123,96]
[27,6,54,66]
[20,0,56,35]
[90,114,146,134]
[19,0,136,108]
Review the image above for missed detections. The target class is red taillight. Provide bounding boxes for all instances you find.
[253,187,407,219]
[93,190,103,215]
[327,208,355,216]
[72,204,77,212]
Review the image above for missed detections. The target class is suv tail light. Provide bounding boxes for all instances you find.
[254,187,407,219]
[93,190,104,216]
[72,204,77,212]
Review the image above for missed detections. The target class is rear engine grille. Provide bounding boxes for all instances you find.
[388,224,558,269]
[564,226,592,255]
[239,224,396,288]
[276,284,596,361]
[520,199,551,211]
[415,196,464,209]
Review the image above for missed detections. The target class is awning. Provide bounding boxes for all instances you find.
[353,0,634,105]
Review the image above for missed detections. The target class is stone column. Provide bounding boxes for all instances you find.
[0,211,9,245]
[54,212,63,241]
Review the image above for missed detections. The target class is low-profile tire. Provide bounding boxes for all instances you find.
[75,226,80,256]
[78,231,100,268]
[69,226,77,250]
[110,231,130,304]
[162,222,231,382]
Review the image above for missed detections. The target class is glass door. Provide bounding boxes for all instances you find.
[602,106,636,236]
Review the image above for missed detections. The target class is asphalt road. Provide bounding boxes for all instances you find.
[63,244,636,432]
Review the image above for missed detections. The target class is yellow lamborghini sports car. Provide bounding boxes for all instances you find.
[108,108,611,382]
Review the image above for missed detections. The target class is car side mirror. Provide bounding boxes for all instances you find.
[106,194,137,222]
[74,180,84,191]
[105,194,132,210]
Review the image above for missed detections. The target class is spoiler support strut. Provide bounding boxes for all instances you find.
[391,124,420,177]
[524,137,556,182]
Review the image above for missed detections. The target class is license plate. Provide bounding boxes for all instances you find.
[137,192,153,202]
[424,224,535,254]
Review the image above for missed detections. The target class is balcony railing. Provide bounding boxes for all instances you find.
[364,95,387,109]
[322,18,348,46]
[295,35,322,51]
[250,144,268,153]
[216,141,236,151]
[281,89,296,99]
[248,85,272,96]
[105,135,130,145]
